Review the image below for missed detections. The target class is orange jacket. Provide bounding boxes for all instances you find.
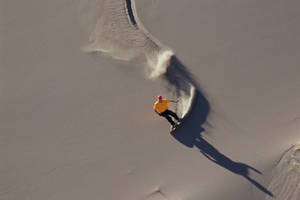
[153,99,172,114]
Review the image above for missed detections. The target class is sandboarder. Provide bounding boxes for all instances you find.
[153,95,181,130]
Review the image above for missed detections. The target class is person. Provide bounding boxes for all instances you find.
[153,95,181,128]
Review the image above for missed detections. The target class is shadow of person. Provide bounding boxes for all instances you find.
[174,128,274,197]
[172,96,274,197]
[166,57,274,197]
[195,136,274,197]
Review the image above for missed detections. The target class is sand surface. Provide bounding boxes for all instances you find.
[1,0,300,199]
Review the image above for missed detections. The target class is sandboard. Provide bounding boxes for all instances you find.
[169,122,182,134]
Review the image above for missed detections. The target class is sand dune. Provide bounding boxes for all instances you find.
[2,0,300,200]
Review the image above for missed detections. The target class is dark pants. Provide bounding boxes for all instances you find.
[159,110,180,126]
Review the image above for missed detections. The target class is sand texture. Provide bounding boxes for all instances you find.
[1,0,300,199]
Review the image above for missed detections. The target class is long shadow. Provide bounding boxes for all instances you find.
[166,56,274,197]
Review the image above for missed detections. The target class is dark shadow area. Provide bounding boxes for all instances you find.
[125,0,137,26]
[166,56,274,197]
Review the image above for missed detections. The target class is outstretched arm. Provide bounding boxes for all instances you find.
[165,99,178,103]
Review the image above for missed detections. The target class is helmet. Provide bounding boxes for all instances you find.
[157,95,162,100]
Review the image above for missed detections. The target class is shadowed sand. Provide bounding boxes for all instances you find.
[169,57,274,197]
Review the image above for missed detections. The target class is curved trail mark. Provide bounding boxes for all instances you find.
[85,0,199,118]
